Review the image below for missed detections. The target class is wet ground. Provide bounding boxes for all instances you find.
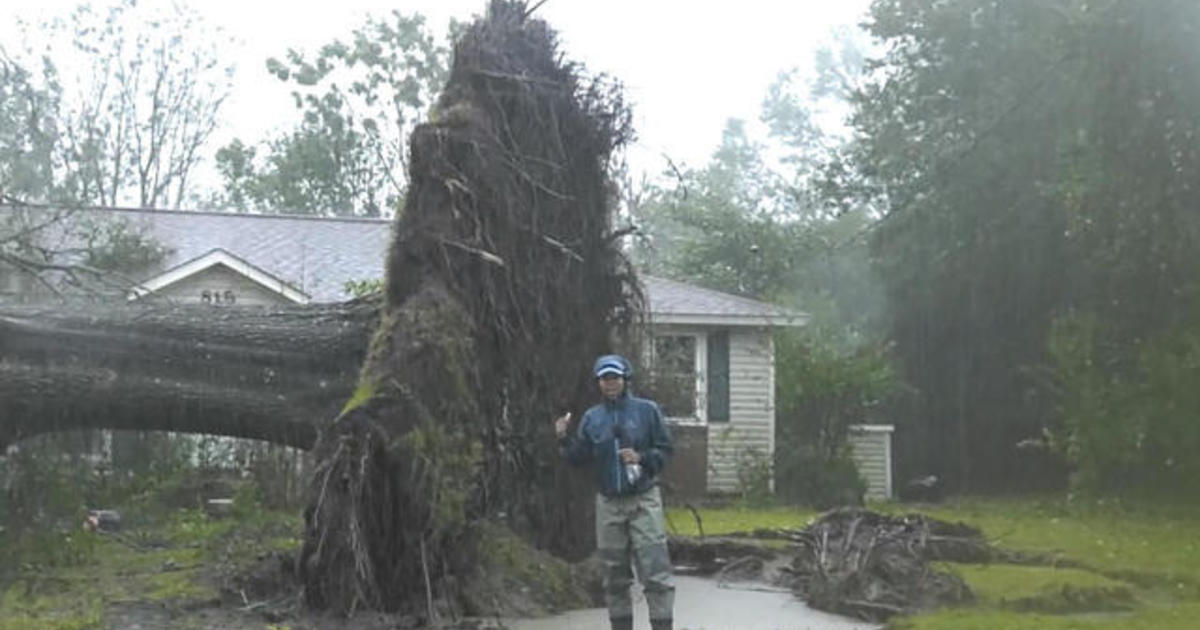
[503,575,880,630]
[97,575,879,630]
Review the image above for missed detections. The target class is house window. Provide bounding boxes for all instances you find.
[647,334,705,423]
[644,330,732,425]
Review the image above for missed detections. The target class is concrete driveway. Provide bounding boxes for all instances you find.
[503,575,881,630]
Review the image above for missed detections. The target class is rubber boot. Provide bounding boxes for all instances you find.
[650,619,673,630]
[609,616,633,630]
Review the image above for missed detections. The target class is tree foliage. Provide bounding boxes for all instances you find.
[1,2,221,297]
[3,0,233,208]
[0,203,170,298]
[631,26,881,328]
[844,0,1200,492]
[0,54,59,202]
[215,11,450,216]
[1049,311,1200,496]
[774,325,894,507]
[630,27,893,506]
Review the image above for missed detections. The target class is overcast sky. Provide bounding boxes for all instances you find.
[4,0,873,180]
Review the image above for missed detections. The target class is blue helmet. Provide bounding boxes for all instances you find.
[593,354,632,379]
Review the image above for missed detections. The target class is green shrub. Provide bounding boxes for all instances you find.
[774,446,866,509]
[2,529,97,570]
[772,327,893,507]
[1049,313,1200,495]
[231,482,262,520]
[733,447,774,506]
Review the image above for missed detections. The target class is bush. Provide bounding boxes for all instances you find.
[1050,313,1200,496]
[773,327,893,507]
[733,447,774,506]
[775,446,866,509]
[0,432,110,532]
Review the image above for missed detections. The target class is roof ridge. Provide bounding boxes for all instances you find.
[642,274,785,310]
[1,203,392,225]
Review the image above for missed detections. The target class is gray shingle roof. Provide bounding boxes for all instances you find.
[59,207,390,303]
[642,275,804,327]
[12,206,802,325]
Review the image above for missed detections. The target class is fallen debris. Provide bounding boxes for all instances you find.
[781,507,982,621]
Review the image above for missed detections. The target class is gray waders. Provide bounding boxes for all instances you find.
[595,485,674,630]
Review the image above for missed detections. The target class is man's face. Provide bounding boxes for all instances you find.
[598,373,625,400]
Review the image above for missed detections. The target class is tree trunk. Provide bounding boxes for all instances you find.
[0,299,377,450]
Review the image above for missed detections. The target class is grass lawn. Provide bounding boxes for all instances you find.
[669,495,1200,630]
[0,508,300,630]
[664,504,818,537]
[889,602,1200,630]
[5,496,1195,629]
[940,563,1136,613]
[898,497,1200,593]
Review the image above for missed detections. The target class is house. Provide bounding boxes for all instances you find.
[1,205,805,496]
[640,275,803,496]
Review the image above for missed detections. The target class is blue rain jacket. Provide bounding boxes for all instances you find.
[561,390,674,497]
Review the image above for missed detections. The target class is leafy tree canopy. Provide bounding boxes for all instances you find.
[841,0,1200,492]
[2,0,233,209]
[215,11,451,217]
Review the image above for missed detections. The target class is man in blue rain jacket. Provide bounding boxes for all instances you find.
[555,354,675,630]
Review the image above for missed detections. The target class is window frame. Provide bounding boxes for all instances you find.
[645,328,709,426]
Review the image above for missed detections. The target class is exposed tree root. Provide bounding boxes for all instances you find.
[298,0,638,616]
[781,507,982,621]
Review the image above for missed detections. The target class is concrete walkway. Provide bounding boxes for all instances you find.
[503,575,881,630]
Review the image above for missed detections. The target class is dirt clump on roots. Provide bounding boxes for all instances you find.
[780,507,983,621]
[297,0,639,620]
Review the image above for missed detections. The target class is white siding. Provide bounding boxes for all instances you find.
[156,264,293,306]
[706,329,775,493]
[848,425,894,500]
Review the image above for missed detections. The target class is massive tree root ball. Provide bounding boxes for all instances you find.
[784,508,981,621]
[298,0,640,615]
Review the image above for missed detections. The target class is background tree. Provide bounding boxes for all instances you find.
[0,54,60,203]
[1044,0,1200,496]
[631,26,879,325]
[2,0,230,295]
[215,11,450,216]
[842,0,1200,494]
[630,27,892,506]
[7,0,234,209]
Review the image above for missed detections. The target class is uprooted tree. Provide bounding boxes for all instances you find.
[0,298,373,450]
[295,1,640,613]
[2,0,640,616]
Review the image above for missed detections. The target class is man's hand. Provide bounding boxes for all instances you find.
[554,412,572,439]
[618,448,641,464]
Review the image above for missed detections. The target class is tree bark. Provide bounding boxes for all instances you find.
[0,298,378,450]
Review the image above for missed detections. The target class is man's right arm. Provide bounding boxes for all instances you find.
[557,411,593,465]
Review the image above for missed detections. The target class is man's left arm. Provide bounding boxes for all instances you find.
[639,401,674,477]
